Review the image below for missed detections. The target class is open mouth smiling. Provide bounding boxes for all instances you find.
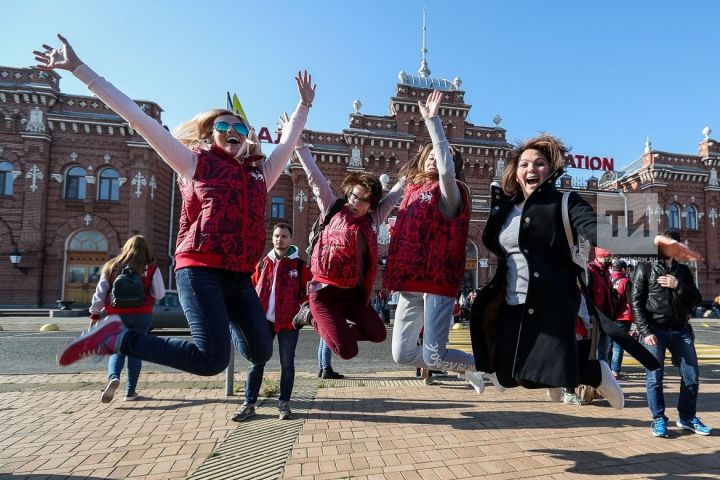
[226,136,241,145]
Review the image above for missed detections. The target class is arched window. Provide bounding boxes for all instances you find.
[68,230,108,251]
[0,161,14,196]
[97,168,119,201]
[65,166,87,200]
[667,203,680,229]
[686,205,698,231]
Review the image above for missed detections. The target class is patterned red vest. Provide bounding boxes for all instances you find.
[311,207,378,299]
[175,145,267,272]
[383,180,470,297]
[255,255,306,333]
[104,263,157,315]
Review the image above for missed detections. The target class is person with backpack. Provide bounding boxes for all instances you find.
[39,36,315,376]
[609,259,634,378]
[88,235,165,403]
[232,223,312,422]
[383,90,496,394]
[289,132,404,360]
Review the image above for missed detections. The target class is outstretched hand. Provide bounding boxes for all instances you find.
[417,89,443,120]
[654,235,703,262]
[277,112,305,148]
[295,70,316,107]
[33,34,82,72]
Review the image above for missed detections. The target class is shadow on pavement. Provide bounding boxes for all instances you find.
[306,398,652,430]
[534,448,720,479]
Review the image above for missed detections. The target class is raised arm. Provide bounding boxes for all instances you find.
[34,34,196,179]
[263,71,315,190]
[418,90,461,217]
[567,192,702,261]
[294,145,337,215]
[372,179,405,226]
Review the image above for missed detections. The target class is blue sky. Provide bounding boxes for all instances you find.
[4,1,720,174]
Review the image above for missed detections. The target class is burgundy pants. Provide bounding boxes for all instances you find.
[309,285,386,360]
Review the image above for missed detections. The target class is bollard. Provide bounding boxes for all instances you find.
[225,347,235,396]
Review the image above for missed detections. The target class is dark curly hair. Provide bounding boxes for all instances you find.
[502,134,569,196]
[340,172,383,211]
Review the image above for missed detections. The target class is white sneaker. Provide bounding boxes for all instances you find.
[101,378,120,404]
[596,360,624,409]
[563,392,586,405]
[465,371,485,394]
[546,387,563,402]
[486,372,506,393]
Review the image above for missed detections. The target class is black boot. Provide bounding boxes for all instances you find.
[322,367,345,379]
[318,369,323,378]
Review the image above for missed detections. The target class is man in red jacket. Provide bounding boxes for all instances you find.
[232,223,312,422]
[587,247,614,363]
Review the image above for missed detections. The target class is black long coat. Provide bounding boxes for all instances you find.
[471,169,604,388]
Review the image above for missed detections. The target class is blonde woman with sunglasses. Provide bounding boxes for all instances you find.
[36,35,315,376]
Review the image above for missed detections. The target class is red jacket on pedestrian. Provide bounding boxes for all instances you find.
[610,270,633,322]
[252,246,312,333]
[587,259,614,319]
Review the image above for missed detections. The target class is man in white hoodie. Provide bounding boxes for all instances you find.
[232,223,312,421]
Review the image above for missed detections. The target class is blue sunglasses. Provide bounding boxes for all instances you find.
[213,121,249,136]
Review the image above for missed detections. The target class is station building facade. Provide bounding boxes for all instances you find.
[0,66,176,307]
[1,63,718,306]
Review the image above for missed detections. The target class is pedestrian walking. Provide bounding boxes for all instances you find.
[89,235,165,402]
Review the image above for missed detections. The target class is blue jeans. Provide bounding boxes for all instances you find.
[234,322,299,404]
[609,321,632,373]
[121,268,272,376]
[318,338,332,370]
[108,313,153,394]
[597,330,610,364]
[644,325,699,421]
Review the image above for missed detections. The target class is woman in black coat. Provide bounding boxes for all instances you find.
[470,134,701,407]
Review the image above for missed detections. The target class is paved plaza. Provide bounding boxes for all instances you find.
[0,364,719,480]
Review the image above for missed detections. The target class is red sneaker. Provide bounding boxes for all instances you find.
[58,315,124,366]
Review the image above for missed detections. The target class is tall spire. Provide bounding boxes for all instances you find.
[418,9,431,78]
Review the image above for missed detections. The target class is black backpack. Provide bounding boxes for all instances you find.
[111,266,146,308]
[306,197,346,258]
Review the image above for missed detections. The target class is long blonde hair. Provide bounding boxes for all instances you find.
[101,235,155,280]
[173,109,263,158]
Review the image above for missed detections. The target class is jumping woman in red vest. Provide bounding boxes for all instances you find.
[88,235,165,403]
[36,35,314,375]
[383,90,498,394]
[291,135,405,360]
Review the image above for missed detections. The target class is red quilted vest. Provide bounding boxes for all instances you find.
[255,255,306,333]
[104,263,157,315]
[311,207,378,299]
[383,180,470,297]
[175,145,267,272]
